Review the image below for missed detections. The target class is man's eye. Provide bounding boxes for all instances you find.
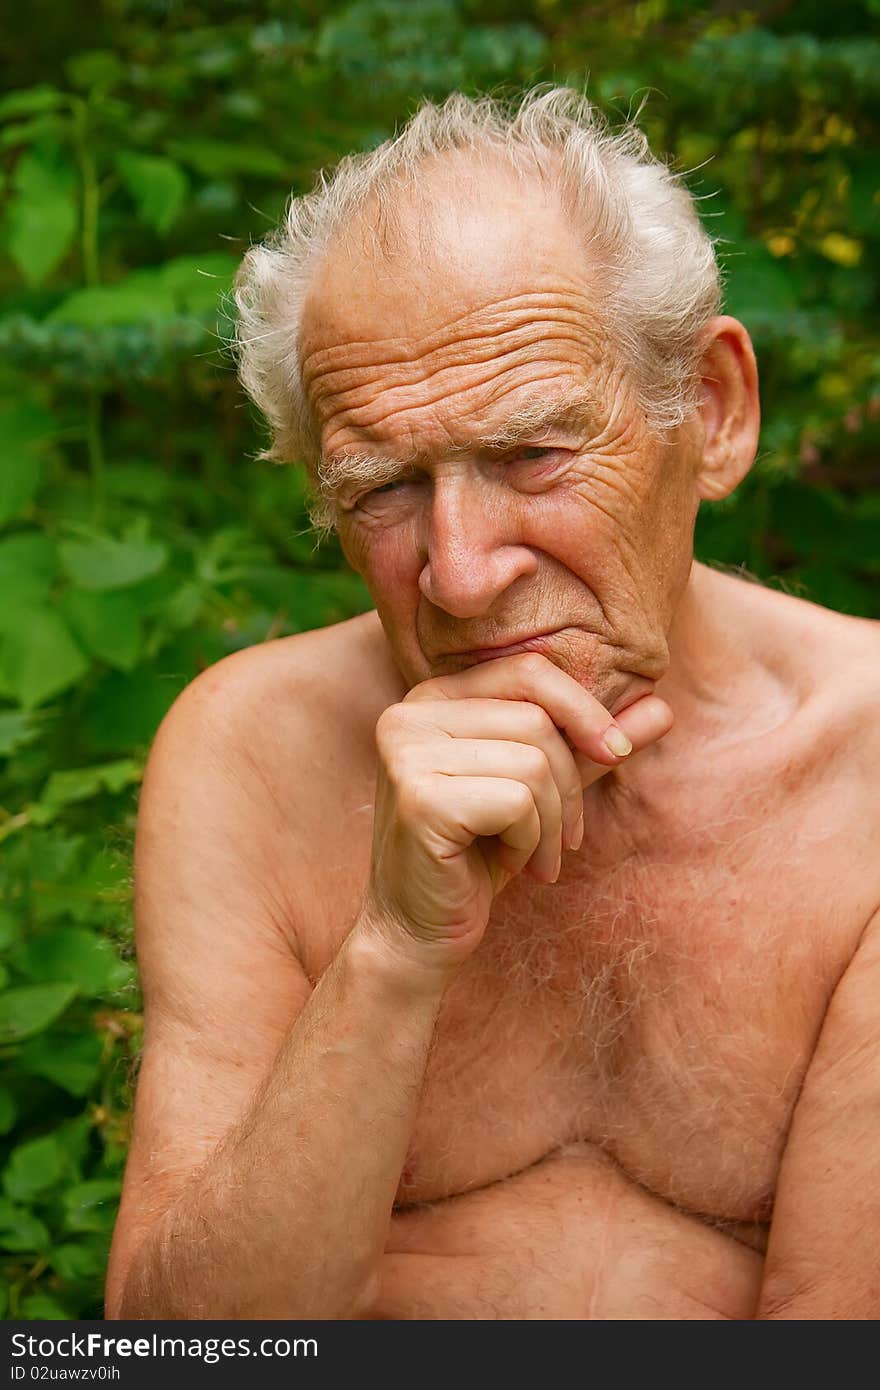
[356,477,410,506]
[518,446,552,461]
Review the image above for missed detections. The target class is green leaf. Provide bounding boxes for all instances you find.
[0,452,44,525]
[83,666,184,753]
[28,843,131,928]
[104,462,169,505]
[3,1131,67,1201]
[0,605,88,708]
[0,401,54,523]
[0,982,77,1042]
[116,150,189,234]
[0,908,21,950]
[66,49,125,91]
[62,1178,122,1235]
[61,587,143,670]
[723,243,799,326]
[18,1291,71,1319]
[14,926,134,996]
[48,253,238,325]
[48,273,179,325]
[0,114,65,149]
[5,141,78,285]
[20,1030,104,1096]
[0,86,65,121]
[166,137,287,178]
[58,523,168,590]
[0,1196,50,1252]
[56,1112,94,1165]
[27,828,85,883]
[50,1237,108,1283]
[158,252,239,313]
[0,1085,18,1134]
[37,759,142,814]
[0,710,44,757]
[0,532,57,605]
[160,581,204,632]
[0,398,57,449]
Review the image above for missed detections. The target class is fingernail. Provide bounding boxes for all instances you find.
[573,815,584,850]
[603,726,632,758]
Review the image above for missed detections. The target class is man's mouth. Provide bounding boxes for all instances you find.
[444,628,567,663]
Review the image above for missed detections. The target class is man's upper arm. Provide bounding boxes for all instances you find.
[105,648,315,1315]
[758,905,880,1319]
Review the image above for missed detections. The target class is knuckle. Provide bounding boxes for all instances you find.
[402,680,435,704]
[386,743,420,785]
[511,782,535,819]
[396,773,433,823]
[521,701,552,737]
[522,745,551,782]
[375,704,406,744]
[516,652,549,681]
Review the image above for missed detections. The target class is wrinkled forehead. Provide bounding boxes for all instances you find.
[301,147,581,343]
[298,159,615,462]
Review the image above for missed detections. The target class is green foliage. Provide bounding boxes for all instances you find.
[0,0,877,1319]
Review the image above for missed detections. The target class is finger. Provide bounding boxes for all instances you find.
[574,694,675,789]
[422,739,564,883]
[616,694,675,748]
[400,698,583,850]
[404,652,635,766]
[426,774,542,881]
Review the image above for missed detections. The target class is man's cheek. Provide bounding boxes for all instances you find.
[342,523,409,589]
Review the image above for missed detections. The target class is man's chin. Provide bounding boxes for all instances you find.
[399,631,657,714]
[545,649,656,717]
[408,654,653,722]
[606,675,658,718]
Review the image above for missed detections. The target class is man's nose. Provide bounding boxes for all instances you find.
[417,478,537,617]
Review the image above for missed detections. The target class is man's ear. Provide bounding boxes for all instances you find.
[694,316,761,501]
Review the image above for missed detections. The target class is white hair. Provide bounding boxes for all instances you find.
[231,85,722,525]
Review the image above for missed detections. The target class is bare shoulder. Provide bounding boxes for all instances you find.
[773,584,878,720]
[166,607,398,747]
[718,566,880,723]
[742,574,880,897]
[152,609,401,825]
[141,609,402,961]
[709,564,879,859]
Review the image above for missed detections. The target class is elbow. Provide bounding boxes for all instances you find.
[104,1263,153,1322]
[104,1231,171,1321]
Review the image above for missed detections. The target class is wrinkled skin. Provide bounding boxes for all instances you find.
[301,158,720,719]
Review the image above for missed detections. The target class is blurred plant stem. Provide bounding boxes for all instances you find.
[70,97,100,289]
[86,387,105,522]
[71,96,105,520]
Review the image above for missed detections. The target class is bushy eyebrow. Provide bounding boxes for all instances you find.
[318,383,599,499]
[479,383,600,451]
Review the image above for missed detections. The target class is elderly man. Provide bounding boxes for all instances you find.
[106,89,879,1320]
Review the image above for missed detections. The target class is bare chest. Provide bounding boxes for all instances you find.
[296,724,868,1227]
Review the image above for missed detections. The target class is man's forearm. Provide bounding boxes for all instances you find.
[756,912,880,1320]
[115,918,445,1319]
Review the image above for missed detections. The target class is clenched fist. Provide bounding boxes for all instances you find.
[359,653,673,979]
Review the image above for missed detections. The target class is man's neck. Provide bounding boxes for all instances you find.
[650,561,775,740]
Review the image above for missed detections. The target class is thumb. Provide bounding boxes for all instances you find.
[576,694,674,789]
